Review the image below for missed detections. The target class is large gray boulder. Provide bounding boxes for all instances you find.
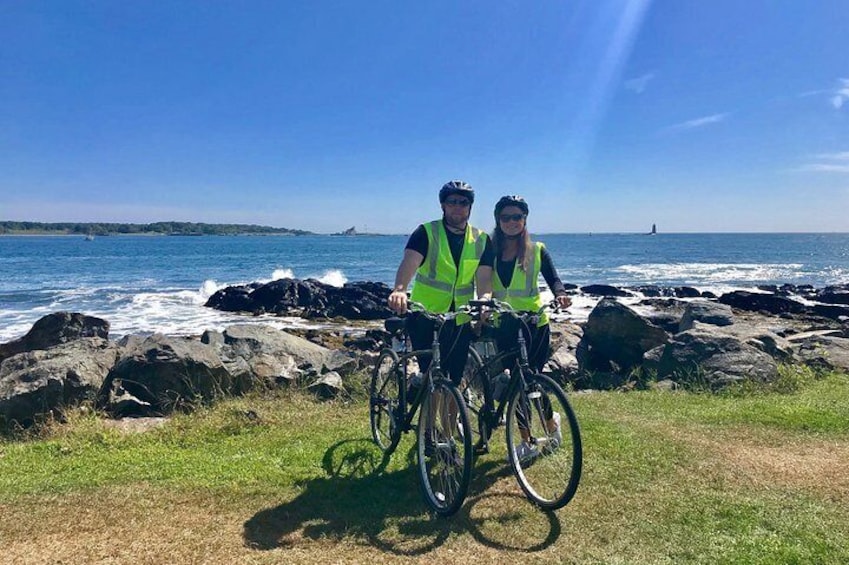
[679,301,735,331]
[790,335,849,373]
[546,321,583,380]
[645,324,779,388]
[100,334,234,414]
[0,337,120,427]
[205,324,333,387]
[581,299,669,372]
[0,312,109,363]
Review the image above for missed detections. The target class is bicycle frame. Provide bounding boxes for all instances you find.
[391,308,457,435]
[465,301,553,436]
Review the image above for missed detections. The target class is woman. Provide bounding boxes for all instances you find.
[491,195,571,372]
[490,195,571,461]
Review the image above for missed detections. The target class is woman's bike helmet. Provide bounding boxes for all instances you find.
[494,194,529,218]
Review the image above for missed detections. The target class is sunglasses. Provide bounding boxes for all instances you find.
[499,213,525,222]
[444,198,471,207]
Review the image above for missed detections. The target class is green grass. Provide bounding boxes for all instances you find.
[1,373,848,564]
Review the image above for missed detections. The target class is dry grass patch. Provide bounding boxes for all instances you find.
[711,434,849,498]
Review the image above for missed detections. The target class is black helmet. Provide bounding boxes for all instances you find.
[494,195,529,217]
[439,180,475,204]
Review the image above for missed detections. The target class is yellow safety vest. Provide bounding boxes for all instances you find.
[410,220,488,314]
[493,241,547,327]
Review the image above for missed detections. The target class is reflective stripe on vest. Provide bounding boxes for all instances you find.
[493,241,547,326]
[410,220,486,314]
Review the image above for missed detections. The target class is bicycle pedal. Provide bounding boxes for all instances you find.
[474,441,490,455]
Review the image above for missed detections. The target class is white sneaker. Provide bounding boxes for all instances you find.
[512,441,539,464]
[550,411,562,449]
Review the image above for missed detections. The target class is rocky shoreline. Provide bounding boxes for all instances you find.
[2,279,848,430]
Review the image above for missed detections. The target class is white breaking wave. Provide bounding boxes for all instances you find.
[614,263,809,284]
[270,268,295,281]
[316,269,347,287]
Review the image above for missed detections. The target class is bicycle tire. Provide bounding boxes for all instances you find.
[416,376,474,517]
[505,372,582,511]
[369,349,402,453]
[461,346,489,448]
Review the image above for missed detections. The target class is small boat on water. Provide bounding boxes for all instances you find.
[84,232,95,241]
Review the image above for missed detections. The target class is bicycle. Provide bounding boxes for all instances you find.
[462,299,582,511]
[368,301,474,517]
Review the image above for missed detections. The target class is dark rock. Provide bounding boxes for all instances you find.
[308,371,345,399]
[792,335,849,372]
[718,291,807,315]
[218,324,329,387]
[580,284,633,298]
[203,285,256,312]
[817,285,849,305]
[581,299,669,372]
[1,338,120,427]
[0,312,109,363]
[679,301,735,331]
[672,286,702,298]
[205,278,393,320]
[105,384,154,418]
[99,334,234,414]
[646,326,779,388]
[323,349,358,377]
[630,285,668,297]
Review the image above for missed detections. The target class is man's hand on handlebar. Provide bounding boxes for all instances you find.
[388,290,409,314]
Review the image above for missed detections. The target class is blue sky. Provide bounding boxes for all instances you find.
[1,1,847,233]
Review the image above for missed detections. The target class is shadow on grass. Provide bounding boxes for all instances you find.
[243,438,562,556]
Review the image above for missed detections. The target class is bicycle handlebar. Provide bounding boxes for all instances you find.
[405,301,471,323]
[465,298,564,320]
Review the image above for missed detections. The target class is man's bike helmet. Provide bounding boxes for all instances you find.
[439,180,475,204]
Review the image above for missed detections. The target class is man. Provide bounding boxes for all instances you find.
[388,180,494,385]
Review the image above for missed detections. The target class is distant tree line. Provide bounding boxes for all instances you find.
[0,221,313,236]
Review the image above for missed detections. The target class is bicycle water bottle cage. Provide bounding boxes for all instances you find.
[384,317,406,336]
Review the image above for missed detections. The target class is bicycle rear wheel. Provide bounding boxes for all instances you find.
[505,373,582,511]
[417,376,473,517]
[369,349,401,453]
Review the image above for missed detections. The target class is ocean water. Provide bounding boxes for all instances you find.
[1,233,848,342]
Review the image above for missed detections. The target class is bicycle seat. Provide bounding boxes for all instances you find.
[384,317,406,335]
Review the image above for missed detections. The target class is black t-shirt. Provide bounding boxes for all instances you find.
[495,245,566,296]
[405,221,495,269]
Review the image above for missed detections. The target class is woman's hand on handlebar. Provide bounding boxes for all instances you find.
[555,294,572,309]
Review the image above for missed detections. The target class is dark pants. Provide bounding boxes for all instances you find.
[494,319,554,430]
[494,318,552,373]
[407,313,472,386]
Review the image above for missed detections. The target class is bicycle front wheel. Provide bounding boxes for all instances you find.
[461,346,489,448]
[417,376,473,517]
[369,349,401,453]
[505,373,582,511]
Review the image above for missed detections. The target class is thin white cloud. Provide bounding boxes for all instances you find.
[797,163,849,173]
[624,72,655,94]
[665,112,729,133]
[796,151,849,173]
[830,78,849,109]
[815,151,849,161]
